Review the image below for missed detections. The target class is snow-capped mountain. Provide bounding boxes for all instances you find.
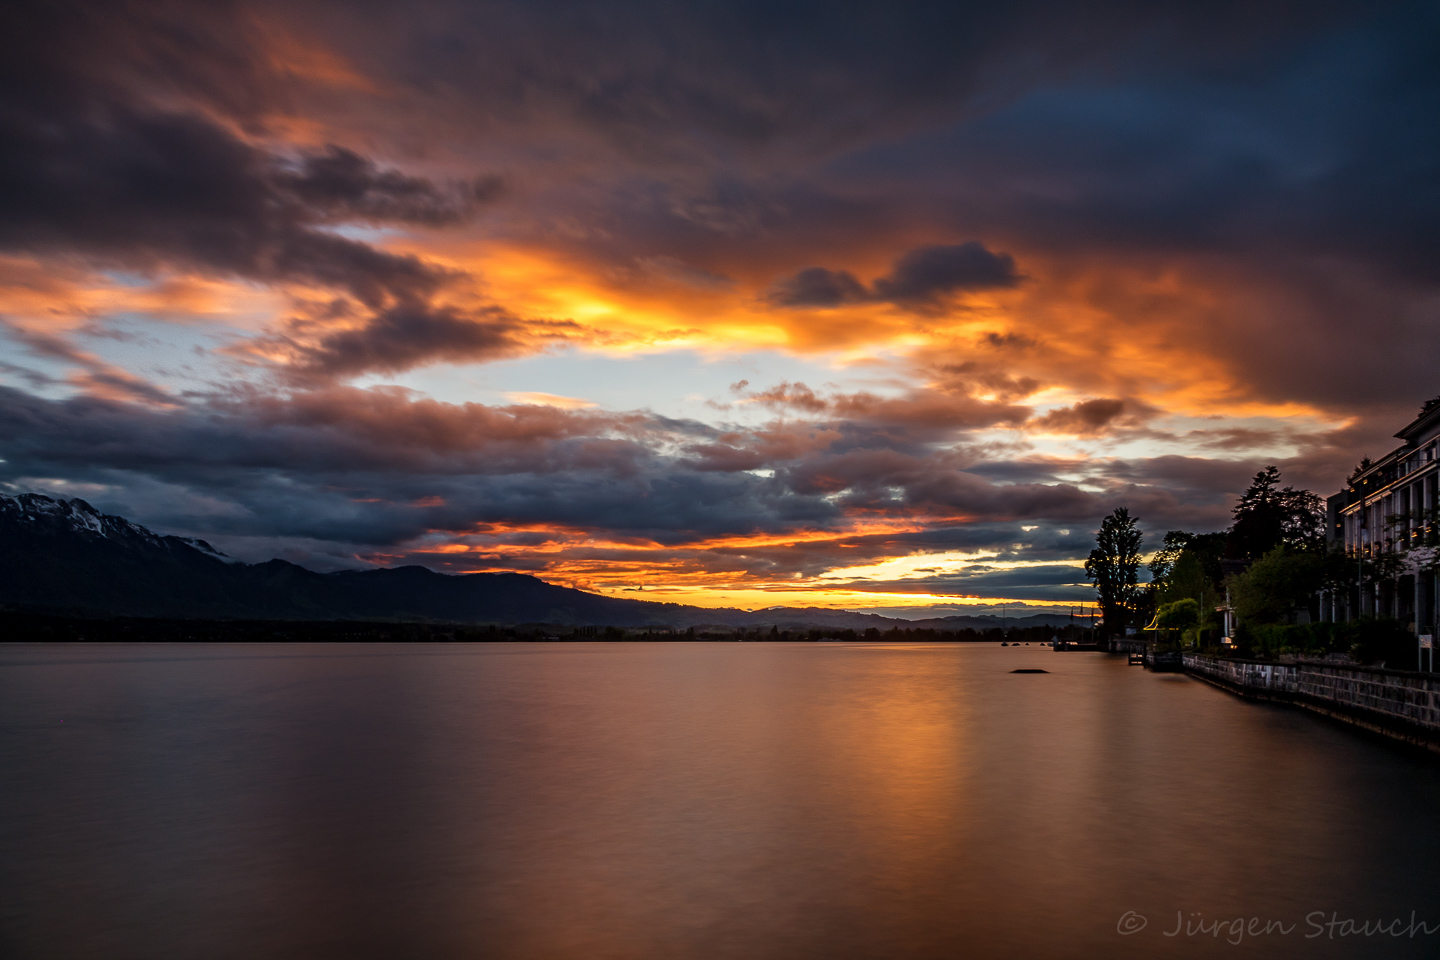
[0,492,697,623]
[0,493,230,559]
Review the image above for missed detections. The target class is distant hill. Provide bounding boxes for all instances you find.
[905,613,1079,632]
[0,493,1075,630]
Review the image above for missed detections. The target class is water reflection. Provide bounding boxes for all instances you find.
[2,642,1439,959]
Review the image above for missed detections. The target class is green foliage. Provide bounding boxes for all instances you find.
[1154,535,1227,644]
[1156,534,1226,607]
[1148,530,1194,589]
[1150,597,1201,651]
[1155,598,1200,630]
[1233,621,1322,660]
[1084,507,1143,635]
[1226,617,1415,667]
[1316,544,1361,593]
[1185,622,1222,650]
[1227,547,1323,624]
[1160,549,1204,607]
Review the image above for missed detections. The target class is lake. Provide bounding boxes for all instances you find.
[3,641,1439,959]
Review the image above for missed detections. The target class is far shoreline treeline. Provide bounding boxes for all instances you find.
[0,612,1077,645]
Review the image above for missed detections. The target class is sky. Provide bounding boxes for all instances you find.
[1,0,1437,616]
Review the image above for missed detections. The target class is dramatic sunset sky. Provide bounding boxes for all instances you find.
[1,0,1436,614]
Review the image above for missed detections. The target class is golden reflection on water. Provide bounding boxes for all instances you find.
[4,642,1440,960]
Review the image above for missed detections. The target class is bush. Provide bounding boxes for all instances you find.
[1248,623,1289,659]
[1194,623,1222,651]
[1230,620,1354,660]
[1227,547,1322,624]
[1149,598,1202,650]
[1345,617,1417,669]
[1232,620,1256,658]
[1155,598,1200,629]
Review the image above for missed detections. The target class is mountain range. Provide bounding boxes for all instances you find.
[0,493,1075,630]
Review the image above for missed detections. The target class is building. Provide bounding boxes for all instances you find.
[1331,399,1440,635]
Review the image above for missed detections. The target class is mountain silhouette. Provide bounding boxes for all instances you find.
[0,493,1074,629]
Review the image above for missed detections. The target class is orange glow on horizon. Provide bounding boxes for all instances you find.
[379,516,1080,610]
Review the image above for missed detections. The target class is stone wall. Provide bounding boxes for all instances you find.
[1184,655,1440,749]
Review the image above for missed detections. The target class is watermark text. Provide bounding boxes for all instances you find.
[1117,910,1440,946]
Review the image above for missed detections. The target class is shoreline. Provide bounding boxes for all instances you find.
[1184,654,1440,754]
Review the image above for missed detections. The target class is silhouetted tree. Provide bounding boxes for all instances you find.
[1084,507,1144,636]
[1148,530,1194,590]
[1347,457,1373,484]
[1229,465,1324,559]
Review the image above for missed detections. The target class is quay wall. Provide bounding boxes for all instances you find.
[1183,655,1440,752]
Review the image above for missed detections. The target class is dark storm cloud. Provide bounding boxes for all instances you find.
[1032,399,1124,433]
[810,4,1440,297]
[279,304,572,380]
[1,0,1432,584]
[838,564,1093,602]
[871,242,1020,304]
[724,381,1033,435]
[416,0,1432,294]
[322,0,1370,161]
[0,383,1177,564]
[0,102,474,305]
[279,147,503,227]
[11,0,1435,319]
[963,457,1082,484]
[766,242,1018,308]
[0,1,517,379]
[1028,398,1162,437]
[0,385,828,547]
[417,0,1440,440]
[764,268,868,308]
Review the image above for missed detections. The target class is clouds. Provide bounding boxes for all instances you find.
[0,365,1266,582]
[765,268,869,309]
[0,0,1435,609]
[0,93,526,378]
[1028,398,1161,437]
[0,96,478,297]
[766,242,1019,308]
[278,147,503,227]
[0,379,1108,541]
[274,304,571,380]
[872,243,1021,304]
[0,4,531,383]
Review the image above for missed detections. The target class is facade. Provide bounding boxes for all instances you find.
[1330,401,1440,635]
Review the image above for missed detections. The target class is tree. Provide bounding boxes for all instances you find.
[1227,547,1323,624]
[1154,534,1230,648]
[1152,598,1201,650]
[1085,507,1144,636]
[1229,465,1324,559]
[1154,598,1200,630]
[1156,533,1226,605]
[1148,530,1194,591]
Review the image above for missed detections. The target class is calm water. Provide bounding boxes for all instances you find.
[3,642,1440,959]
